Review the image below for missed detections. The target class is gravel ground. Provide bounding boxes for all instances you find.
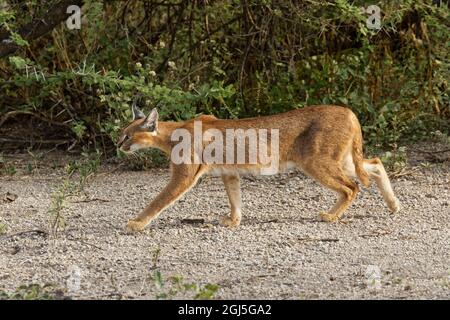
[0,146,449,300]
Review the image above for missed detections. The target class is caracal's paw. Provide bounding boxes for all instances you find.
[126,219,147,232]
[220,216,241,228]
[388,197,401,214]
[319,212,339,223]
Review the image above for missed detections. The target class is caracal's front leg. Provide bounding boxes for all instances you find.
[127,164,204,232]
[220,173,242,228]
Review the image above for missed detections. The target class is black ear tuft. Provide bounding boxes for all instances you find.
[132,98,146,120]
[141,108,158,131]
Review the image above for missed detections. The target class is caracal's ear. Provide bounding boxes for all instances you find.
[132,99,146,120]
[140,108,158,132]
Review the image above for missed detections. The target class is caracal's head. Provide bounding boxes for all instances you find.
[117,101,159,154]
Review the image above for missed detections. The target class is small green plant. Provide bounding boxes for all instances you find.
[151,248,161,269]
[149,248,219,300]
[78,150,101,188]
[380,145,408,172]
[0,154,17,176]
[0,284,63,300]
[151,271,219,300]
[48,150,102,235]
[431,130,450,145]
[26,148,43,174]
[0,223,7,235]
[5,165,17,176]
[48,179,77,235]
[194,283,221,300]
[66,150,101,188]
[26,163,34,174]
[72,122,87,140]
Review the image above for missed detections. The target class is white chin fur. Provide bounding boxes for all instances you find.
[129,144,143,152]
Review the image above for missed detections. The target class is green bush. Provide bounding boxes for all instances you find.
[0,0,448,156]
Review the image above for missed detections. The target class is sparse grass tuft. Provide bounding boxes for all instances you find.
[48,179,76,235]
[0,284,67,300]
[148,248,219,300]
[0,153,17,176]
[152,271,220,300]
[380,145,408,172]
[48,150,102,236]
[0,223,7,235]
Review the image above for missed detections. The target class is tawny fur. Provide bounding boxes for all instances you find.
[118,105,400,231]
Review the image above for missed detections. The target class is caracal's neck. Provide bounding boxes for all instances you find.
[152,121,185,155]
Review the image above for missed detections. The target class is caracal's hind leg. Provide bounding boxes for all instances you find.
[363,158,400,213]
[220,173,242,228]
[301,161,359,222]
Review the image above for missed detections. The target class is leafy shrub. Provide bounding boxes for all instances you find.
[0,0,448,157]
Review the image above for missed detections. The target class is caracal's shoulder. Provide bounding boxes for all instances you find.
[195,114,219,122]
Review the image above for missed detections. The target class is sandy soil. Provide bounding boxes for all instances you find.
[0,146,449,300]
